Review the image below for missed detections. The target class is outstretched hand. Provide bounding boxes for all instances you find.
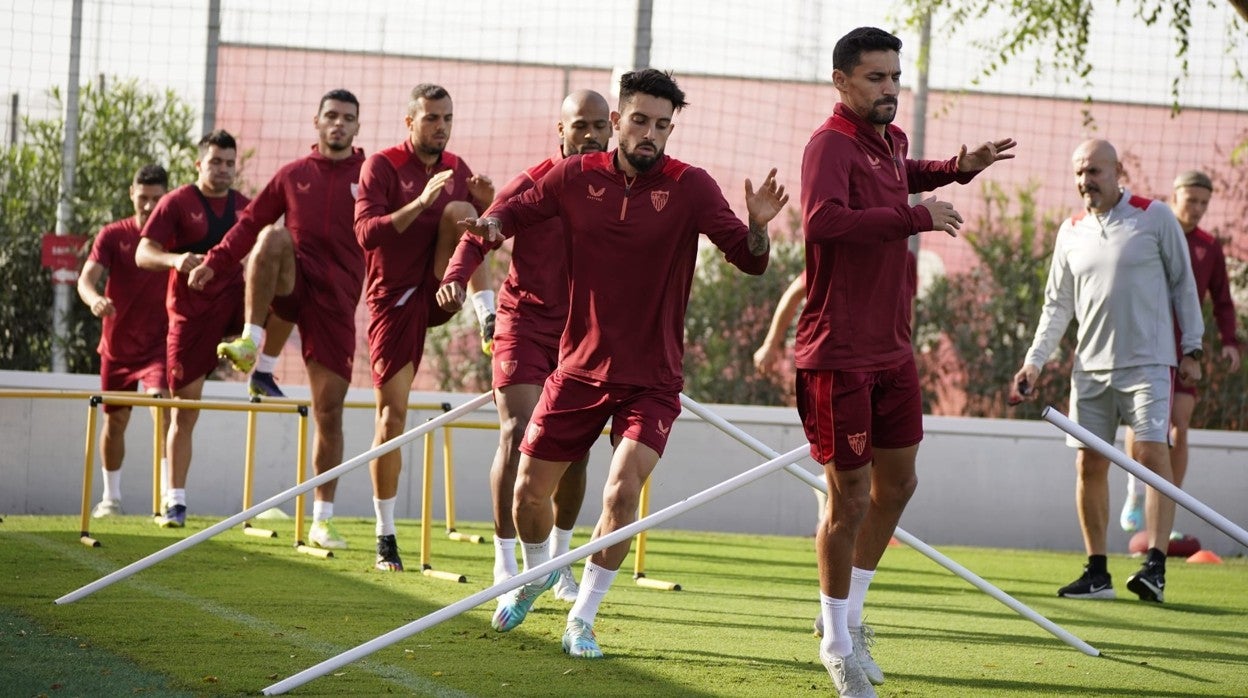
[458,216,502,244]
[957,138,1017,172]
[744,168,789,226]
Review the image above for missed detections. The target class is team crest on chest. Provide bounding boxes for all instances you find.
[350,182,360,199]
[443,177,455,196]
[650,190,669,212]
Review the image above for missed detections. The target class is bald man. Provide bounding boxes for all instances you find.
[438,90,612,600]
[1012,139,1204,604]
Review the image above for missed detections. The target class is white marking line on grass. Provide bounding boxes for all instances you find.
[21,532,476,698]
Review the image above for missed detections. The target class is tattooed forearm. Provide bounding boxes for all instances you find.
[748,219,770,256]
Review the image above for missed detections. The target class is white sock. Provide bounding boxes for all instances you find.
[521,538,551,571]
[101,467,121,502]
[847,566,876,628]
[374,497,396,537]
[243,323,265,346]
[256,354,279,374]
[471,290,496,325]
[494,536,518,582]
[820,594,851,658]
[551,527,574,557]
[569,560,617,626]
[312,500,333,523]
[1126,472,1139,497]
[169,488,186,506]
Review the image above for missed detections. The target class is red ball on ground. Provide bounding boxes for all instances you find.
[1128,531,1201,557]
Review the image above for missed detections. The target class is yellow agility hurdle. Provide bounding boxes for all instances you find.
[76,393,308,548]
[247,397,448,558]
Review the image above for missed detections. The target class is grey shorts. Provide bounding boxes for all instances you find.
[1068,365,1172,448]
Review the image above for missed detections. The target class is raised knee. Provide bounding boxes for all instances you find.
[441,200,477,226]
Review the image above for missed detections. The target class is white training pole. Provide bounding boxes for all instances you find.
[55,392,494,605]
[1043,406,1248,549]
[263,444,811,695]
[679,394,1100,657]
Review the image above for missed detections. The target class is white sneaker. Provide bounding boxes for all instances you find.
[92,498,123,518]
[850,624,884,685]
[553,566,580,602]
[820,647,876,697]
[309,519,348,550]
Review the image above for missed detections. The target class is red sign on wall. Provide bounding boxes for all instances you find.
[41,233,88,285]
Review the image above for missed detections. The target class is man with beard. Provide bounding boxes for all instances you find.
[137,130,251,528]
[454,69,789,659]
[437,90,612,601]
[354,84,496,571]
[798,26,1015,697]
[1012,139,1203,607]
[77,164,170,518]
[193,89,367,551]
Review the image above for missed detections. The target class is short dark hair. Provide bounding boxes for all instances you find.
[133,164,169,188]
[319,88,359,114]
[198,129,237,156]
[833,27,903,73]
[408,84,450,116]
[618,69,688,113]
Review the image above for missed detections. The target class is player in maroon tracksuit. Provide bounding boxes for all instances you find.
[137,130,251,528]
[438,90,612,597]
[797,28,1015,695]
[1120,169,1241,529]
[455,69,788,658]
[193,90,367,550]
[353,84,496,571]
[77,164,170,518]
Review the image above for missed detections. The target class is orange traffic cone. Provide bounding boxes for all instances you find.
[1186,549,1223,564]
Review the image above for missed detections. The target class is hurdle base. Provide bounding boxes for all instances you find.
[244,524,278,539]
[422,566,467,583]
[446,529,484,544]
[79,533,101,548]
[634,573,681,591]
[294,544,334,559]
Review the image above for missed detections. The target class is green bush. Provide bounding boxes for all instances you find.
[0,78,197,372]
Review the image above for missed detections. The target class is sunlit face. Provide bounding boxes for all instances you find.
[613,93,675,173]
[129,183,166,228]
[558,101,611,156]
[196,145,237,195]
[1072,145,1122,213]
[1173,184,1212,232]
[405,97,453,158]
[833,50,901,129]
[316,98,360,153]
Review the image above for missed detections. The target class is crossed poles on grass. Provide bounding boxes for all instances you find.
[51,392,1248,694]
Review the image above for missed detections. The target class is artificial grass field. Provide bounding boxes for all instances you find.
[1,514,1245,697]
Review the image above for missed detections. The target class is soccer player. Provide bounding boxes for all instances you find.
[437,89,612,597]
[798,27,1015,696]
[354,84,496,571]
[136,130,250,528]
[454,69,788,659]
[1118,169,1240,533]
[1012,140,1203,606]
[192,89,366,550]
[77,164,171,517]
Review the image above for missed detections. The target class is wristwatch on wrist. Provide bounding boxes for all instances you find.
[1184,348,1204,361]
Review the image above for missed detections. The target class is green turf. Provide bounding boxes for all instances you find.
[1,515,1245,696]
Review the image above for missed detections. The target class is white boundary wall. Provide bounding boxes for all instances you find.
[2,370,1245,556]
